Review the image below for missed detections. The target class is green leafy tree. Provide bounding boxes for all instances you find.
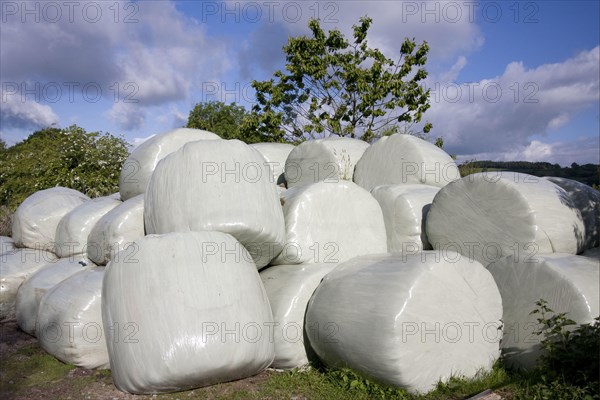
[0,125,129,211]
[242,16,432,142]
[187,101,272,144]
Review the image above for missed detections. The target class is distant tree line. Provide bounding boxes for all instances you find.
[458,160,600,187]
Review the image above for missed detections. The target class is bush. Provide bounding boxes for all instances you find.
[0,125,128,214]
[0,205,12,236]
[513,299,600,399]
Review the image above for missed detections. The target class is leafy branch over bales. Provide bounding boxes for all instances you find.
[241,16,432,142]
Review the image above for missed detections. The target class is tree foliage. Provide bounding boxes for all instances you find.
[0,125,129,210]
[187,101,279,144]
[243,16,432,142]
[457,160,600,187]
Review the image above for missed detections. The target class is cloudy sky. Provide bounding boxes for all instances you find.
[1,0,598,165]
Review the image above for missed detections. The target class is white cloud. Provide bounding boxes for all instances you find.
[1,1,229,130]
[456,136,600,167]
[426,46,600,156]
[0,91,59,129]
[106,102,145,131]
[236,0,484,79]
[438,56,468,83]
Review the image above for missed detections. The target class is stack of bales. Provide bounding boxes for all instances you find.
[5,128,597,396]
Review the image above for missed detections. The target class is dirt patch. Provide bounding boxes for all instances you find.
[0,320,277,400]
[0,320,37,359]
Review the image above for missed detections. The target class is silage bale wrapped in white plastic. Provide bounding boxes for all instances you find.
[487,253,599,369]
[0,236,15,254]
[119,128,220,200]
[306,251,503,394]
[12,187,89,252]
[260,263,337,369]
[284,138,369,188]
[36,266,108,369]
[371,184,440,252]
[102,232,275,394]
[86,195,144,265]
[581,247,600,259]
[545,176,600,249]
[0,248,57,321]
[145,139,285,268]
[16,255,91,336]
[353,134,460,191]
[271,181,387,265]
[250,143,295,185]
[426,172,585,265]
[54,196,122,258]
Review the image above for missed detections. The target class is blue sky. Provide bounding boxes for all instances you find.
[1,0,598,166]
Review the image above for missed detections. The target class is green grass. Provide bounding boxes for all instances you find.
[1,349,596,400]
[0,343,75,394]
[2,306,598,400]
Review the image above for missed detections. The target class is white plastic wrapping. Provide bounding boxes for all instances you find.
[371,184,440,252]
[16,255,91,336]
[581,247,600,259]
[1,235,15,254]
[250,143,295,185]
[545,177,600,249]
[284,138,369,188]
[54,197,122,258]
[271,181,387,265]
[306,252,503,394]
[119,128,220,200]
[12,187,90,252]
[487,253,599,369]
[36,266,109,369]
[260,263,337,369]
[353,134,460,191]
[102,232,275,394]
[0,248,58,321]
[87,195,144,265]
[144,139,285,268]
[426,172,585,265]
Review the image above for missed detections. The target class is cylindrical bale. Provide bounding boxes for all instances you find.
[12,187,89,252]
[87,194,144,265]
[426,172,585,265]
[581,247,600,259]
[102,232,275,394]
[250,143,295,185]
[284,138,369,188]
[271,181,387,265]
[119,128,220,200]
[36,266,108,369]
[353,134,459,191]
[0,248,58,321]
[371,184,440,252]
[0,236,15,255]
[305,251,503,394]
[54,196,122,258]
[16,255,92,336]
[144,139,285,268]
[260,263,337,369]
[487,253,599,369]
[545,176,599,249]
